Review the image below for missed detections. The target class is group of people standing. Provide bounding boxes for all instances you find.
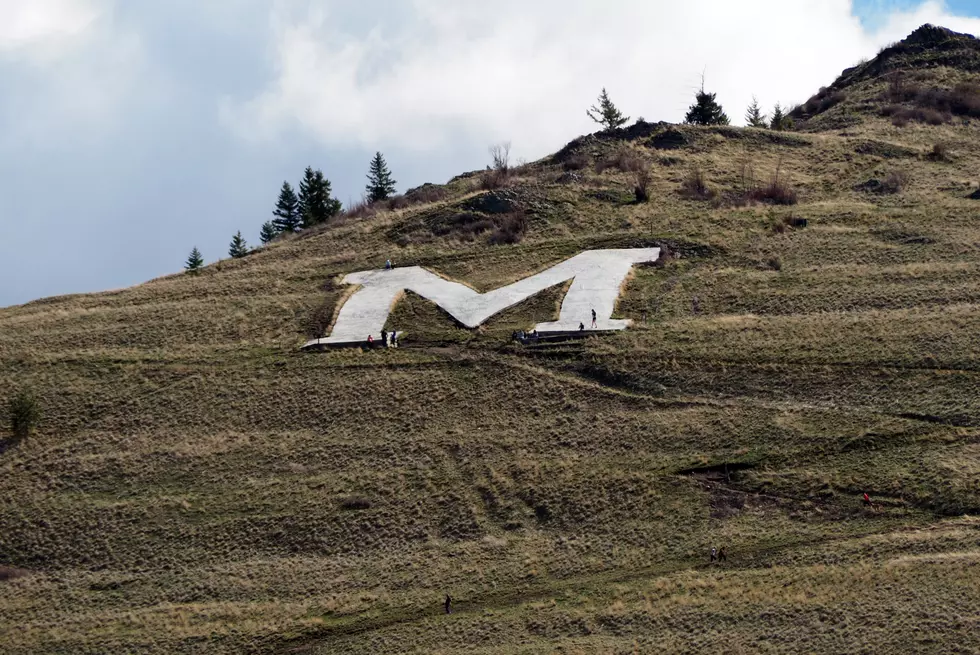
[366,329,398,348]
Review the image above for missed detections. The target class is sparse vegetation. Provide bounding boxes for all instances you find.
[679,164,717,201]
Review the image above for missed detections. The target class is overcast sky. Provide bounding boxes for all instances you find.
[1,1,979,308]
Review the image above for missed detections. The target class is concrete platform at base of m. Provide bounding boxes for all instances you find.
[302,247,660,350]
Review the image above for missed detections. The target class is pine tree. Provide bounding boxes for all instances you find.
[185,247,204,274]
[272,181,301,233]
[685,82,730,126]
[587,88,629,130]
[298,166,343,228]
[770,103,787,131]
[365,152,397,202]
[259,221,278,245]
[745,96,768,128]
[229,231,249,258]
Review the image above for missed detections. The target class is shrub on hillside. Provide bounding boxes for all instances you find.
[882,76,980,124]
[595,148,644,174]
[748,175,798,205]
[7,389,40,442]
[793,87,848,118]
[883,170,910,194]
[408,184,448,204]
[480,168,511,190]
[633,168,651,203]
[345,197,379,220]
[488,210,528,245]
[562,152,590,171]
[927,142,949,161]
[679,165,717,202]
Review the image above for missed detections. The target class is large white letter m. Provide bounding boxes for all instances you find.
[303,248,660,348]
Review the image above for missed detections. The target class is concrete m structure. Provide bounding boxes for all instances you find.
[303,248,661,349]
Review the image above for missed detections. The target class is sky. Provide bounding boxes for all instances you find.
[1,1,979,308]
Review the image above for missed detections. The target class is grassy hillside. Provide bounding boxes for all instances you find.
[2,25,980,655]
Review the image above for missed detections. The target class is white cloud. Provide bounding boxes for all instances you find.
[0,0,100,53]
[225,0,980,160]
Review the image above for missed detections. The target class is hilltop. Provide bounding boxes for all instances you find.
[2,25,980,654]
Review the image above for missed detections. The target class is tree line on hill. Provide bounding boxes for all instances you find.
[185,84,788,273]
[184,153,396,273]
[587,83,793,131]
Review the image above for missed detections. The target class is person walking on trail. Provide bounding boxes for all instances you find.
[367,334,374,347]
[591,308,597,328]
[579,322,585,331]
[381,329,389,347]
[444,594,452,614]
[390,330,398,348]
[719,546,727,562]
[385,259,392,270]
[710,547,717,563]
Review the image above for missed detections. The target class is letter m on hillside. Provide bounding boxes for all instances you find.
[303,248,660,348]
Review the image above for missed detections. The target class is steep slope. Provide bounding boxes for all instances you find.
[2,25,980,655]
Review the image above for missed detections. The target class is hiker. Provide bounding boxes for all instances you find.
[718,546,727,562]
[367,334,374,346]
[391,331,398,347]
[445,594,452,614]
[710,547,717,563]
[385,259,392,270]
[381,330,389,347]
[591,308,597,328]
[579,322,585,331]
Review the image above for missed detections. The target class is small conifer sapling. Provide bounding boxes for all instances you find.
[587,88,629,130]
[229,231,249,258]
[260,221,278,244]
[185,247,204,274]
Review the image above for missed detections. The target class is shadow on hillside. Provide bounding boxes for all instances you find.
[0,437,21,457]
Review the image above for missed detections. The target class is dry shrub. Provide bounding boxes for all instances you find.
[881,77,980,124]
[489,142,511,172]
[345,197,379,220]
[596,148,644,174]
[795,87,847,117]
[386,195,410,211]
[747,161,798,206]
[767,256,783,271]
[927,142,949,161]
[404,184,448,206]
[480,168,511,190]
[883,170,910,194]
[562,152,590,171]
[633,168,651,203]
[679,165,716,201]
[340,496,372,511]
[488,210,528,245]
[0,565,29,582]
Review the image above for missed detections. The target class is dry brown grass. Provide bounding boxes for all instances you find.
[2,59,980,655]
